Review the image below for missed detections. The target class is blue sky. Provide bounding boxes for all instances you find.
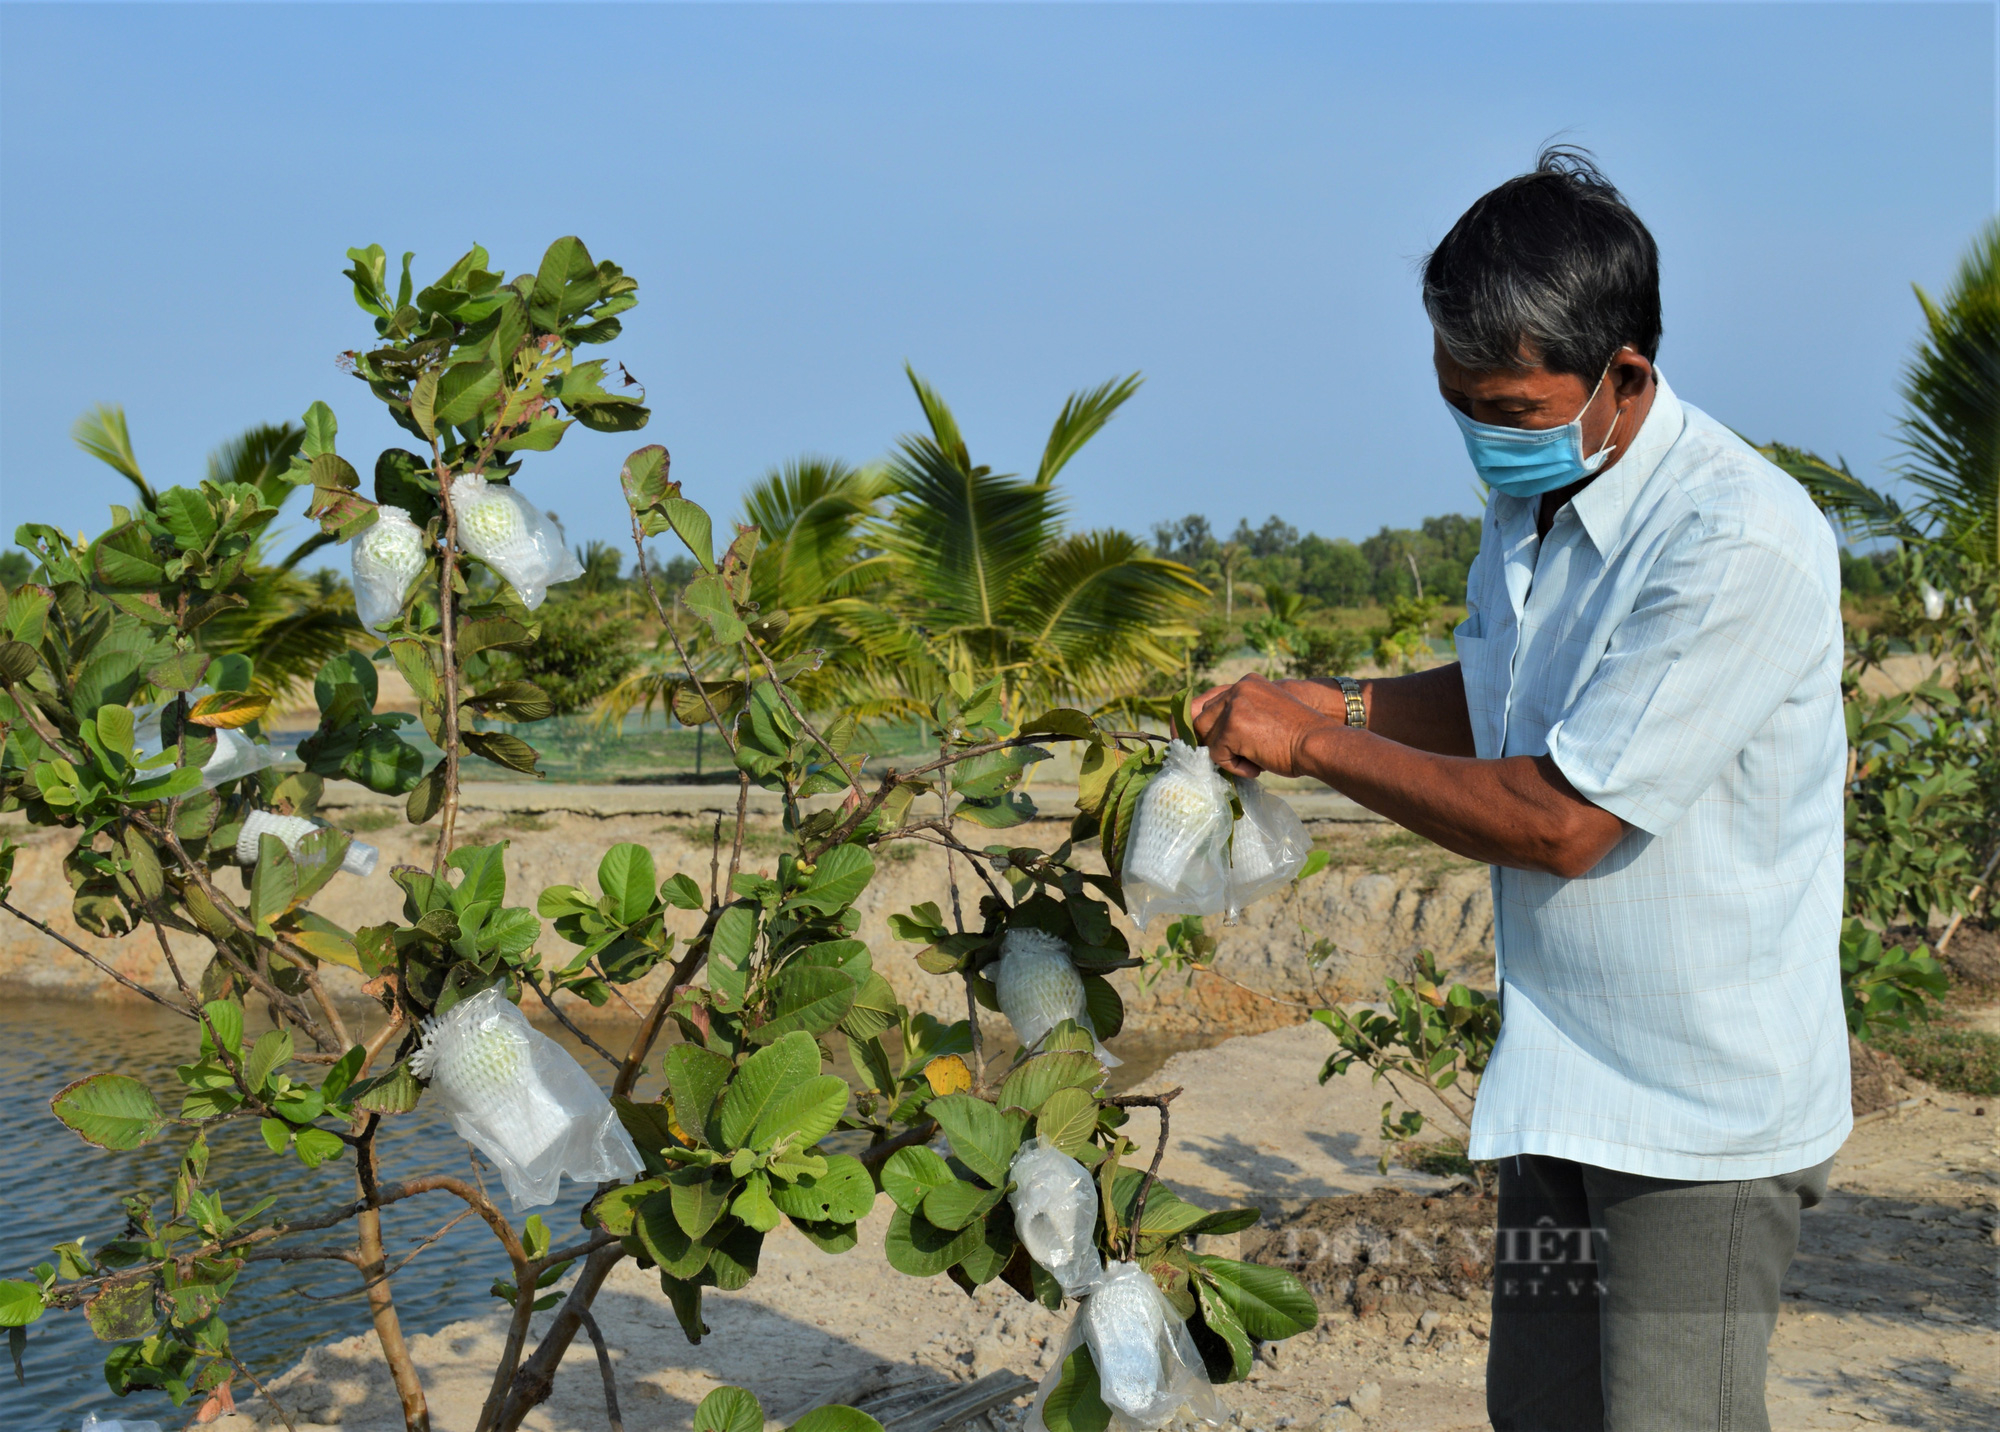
[1,2,1993,564]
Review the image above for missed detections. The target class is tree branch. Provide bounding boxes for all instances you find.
[0,898,193,1018]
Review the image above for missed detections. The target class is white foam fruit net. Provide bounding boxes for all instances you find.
[991,927,1119,1065]
[1009,1137,1105,1297]
[1120,741,1234,928]
[409,987,643,1209]
[236,809,378,879]
[1122,742,1313,927]
[350,504,429,632]
[1031,1259,1226,1432]
[449,473,583,610]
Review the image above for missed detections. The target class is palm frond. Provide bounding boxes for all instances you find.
[72,404,154,510]
[1897,218,2000,563]
[881,435,1054,634]
[1757,440,1916,544]
[742,457,893,615]
[902,364,970,473]
[1035,373,1143,487]
[208,423,306,508]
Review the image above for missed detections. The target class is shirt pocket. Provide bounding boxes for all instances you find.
[1452,630,1505,759]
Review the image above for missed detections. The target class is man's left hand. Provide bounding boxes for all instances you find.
[1191,673,1333,779]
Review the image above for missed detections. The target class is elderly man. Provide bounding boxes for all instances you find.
[1194,149,1848,1431]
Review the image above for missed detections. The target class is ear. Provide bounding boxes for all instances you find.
[1610,347,1654,403]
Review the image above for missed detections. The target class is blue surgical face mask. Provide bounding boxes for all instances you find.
[1447,369,1622,498]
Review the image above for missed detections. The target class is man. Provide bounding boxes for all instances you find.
[1193,149,1849,1431]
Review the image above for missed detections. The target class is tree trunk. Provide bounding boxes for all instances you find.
[358,1205,432,1432]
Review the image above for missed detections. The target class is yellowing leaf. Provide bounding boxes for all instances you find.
[291,930,363,972]
[924,1054,972,1096]
[187,692,270,729]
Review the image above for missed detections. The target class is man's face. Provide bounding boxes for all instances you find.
[1432,332,1650,466]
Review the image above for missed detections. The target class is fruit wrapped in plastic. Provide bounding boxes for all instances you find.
[1120,740,1234,927]
[409,987,644,1210]
[991,927,1119,1065]
[448,472,584,610]
[1221,773,1312,922]
[236,809,378,879]
[1009,1137,1105,1296]
[349,504,429,632]
[1031,1261,1226,1431]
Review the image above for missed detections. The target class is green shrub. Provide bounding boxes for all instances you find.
[1869,1023,2000,1096]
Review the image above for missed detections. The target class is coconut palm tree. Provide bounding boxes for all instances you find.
[1770,219,2000,557]
[70,405,363,698]
[763,367,1205,718]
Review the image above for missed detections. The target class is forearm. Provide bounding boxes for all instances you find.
[1287,663,1477,757]
[1291,719,1618,877]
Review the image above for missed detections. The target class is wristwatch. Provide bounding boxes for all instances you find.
[1334,676,1367,729]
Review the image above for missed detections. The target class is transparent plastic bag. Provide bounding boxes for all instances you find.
[236,809,379,879]
[1120,741,1234,928]
[449,472,583,610]
[350,504,429,632]
[1009,1137,1105,1297]
[1222,774,1312,922]
[409,986,643,1210]
[991,927,1119,1066]
[132,702,289,791]
[1031,1261,1226,1432]
[80,1416,163,1432]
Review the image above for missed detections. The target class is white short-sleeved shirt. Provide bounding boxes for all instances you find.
[1457,376,1852,1181]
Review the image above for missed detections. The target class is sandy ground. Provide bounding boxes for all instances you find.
[196,1021,1996,1432]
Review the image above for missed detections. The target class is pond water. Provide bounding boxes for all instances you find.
[0,996,1209,1432]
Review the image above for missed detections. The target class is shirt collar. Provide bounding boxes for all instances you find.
[1566,374,1685,555]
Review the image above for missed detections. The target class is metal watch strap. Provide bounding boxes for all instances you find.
[1335,675,1366,728]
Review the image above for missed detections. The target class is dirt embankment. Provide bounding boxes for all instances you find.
[0,804,1492,1035]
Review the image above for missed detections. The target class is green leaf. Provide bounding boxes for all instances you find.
[792,1407,885,1432]
[683,572,747,645]
[294,1127,345,1168]
[670,1169,737,1241]
[301,400,337,458]
[768,1153,875,1223]
[634,1190,712,1279]
[955,793,1037,829]
[1035,1086,1101,1156]
[997,1051,1103,1115]
[706,1222,763,1289]
[880,1144,954,1214]
[884,1205,983,1277]
[839,970,901,1041]
[663,1044,732,1145]
[1081,975,1124,1040]
[921,1178,1008,1231]
[249,834,299,932]
[712,1031,820,1149]
[752,967,858,1044]
[749,1074,848,1152]
[733,1171,783,1233]
[792,844,874,915]
[597,843,657,925]
[706,902,759,1011]
[663,497,715,571]
[201,999,244,1057]
[1192,1255,1318,1339]
[0,1282,43,1329]
[243,1029,293,1094]
[659,1271,708,1343]
[1191,1276,1253,1382]
[91,523,166,589]
[1042,1345,1112,1432]
[693,1385,764,1432]
[660,872,704,910]
[927,1094,1029,1187]
[51,1074,165,1150]
[350,1061,422,1114]
[433,358,501,429]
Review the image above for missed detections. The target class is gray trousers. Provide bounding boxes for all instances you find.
[1486,1152,1832,1432]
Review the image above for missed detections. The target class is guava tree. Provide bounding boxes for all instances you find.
[0,238,1314,1432]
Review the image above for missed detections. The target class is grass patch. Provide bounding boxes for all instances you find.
[339,808,402,832]
[1394,1136,1496,1190]
[1310,825,1482,885]
[657,821,791,857]
[1870,1022,2000,1096]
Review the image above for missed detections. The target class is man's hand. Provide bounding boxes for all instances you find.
[1191,674,1337,779]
